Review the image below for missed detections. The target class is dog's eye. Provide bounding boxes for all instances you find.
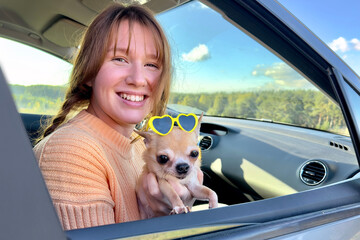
[190,150,199,158]
[157,155,169,164]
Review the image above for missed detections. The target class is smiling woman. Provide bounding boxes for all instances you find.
[31,3,181,231]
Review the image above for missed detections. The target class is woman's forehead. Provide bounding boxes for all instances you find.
[108,20,160,57]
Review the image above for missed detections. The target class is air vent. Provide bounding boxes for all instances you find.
[199,136,213,151]
[300,161,327,186]
[329,141,349,151]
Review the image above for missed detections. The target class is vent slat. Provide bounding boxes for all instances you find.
[304,168,325,174]
[302,174,323,181]
[305,166,325,172]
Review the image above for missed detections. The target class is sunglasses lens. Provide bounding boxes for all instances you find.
[152,116,172,135]
[178,114,196,132]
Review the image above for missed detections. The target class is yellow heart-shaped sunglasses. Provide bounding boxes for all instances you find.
[147,113,198,136]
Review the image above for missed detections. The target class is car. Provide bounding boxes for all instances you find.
[1,0,360,239]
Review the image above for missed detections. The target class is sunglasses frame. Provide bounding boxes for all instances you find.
[147,113,199,136]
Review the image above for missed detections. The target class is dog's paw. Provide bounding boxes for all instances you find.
[209,201,218,208]
[208,191,219,209]
[169,205,189,215]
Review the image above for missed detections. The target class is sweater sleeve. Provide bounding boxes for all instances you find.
[34,129,116,230]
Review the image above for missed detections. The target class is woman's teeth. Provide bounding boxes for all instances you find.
[120,93,144,102]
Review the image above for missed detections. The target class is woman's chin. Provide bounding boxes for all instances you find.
[119,112,148,125]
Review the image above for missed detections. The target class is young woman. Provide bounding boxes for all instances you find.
[34,3,195,230]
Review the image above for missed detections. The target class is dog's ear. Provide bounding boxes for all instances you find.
[134,129,155,147]
[194,112,203,138]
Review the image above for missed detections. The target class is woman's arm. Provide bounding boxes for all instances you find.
[34,132,116,230]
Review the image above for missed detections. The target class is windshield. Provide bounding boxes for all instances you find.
[157,1,349,136]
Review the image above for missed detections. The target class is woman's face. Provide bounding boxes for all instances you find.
[87,20,162,137]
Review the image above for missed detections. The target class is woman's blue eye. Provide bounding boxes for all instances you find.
[113,57,126,63]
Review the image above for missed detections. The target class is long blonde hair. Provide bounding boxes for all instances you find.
[36,3,171,143]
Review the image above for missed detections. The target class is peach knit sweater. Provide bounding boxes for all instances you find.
[33,110,145,230]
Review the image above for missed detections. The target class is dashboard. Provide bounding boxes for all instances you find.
[198,116,359,204]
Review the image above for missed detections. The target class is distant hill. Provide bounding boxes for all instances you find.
[9,84,66,115]
[10,84,66,99]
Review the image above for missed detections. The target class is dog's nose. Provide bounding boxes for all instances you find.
[176,163,190,174]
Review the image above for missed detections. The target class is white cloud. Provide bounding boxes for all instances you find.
[329,37,349,52]
[328,37,360,52]
[182,44,210,62]
[252,63,313,89]
[350,38,360,51]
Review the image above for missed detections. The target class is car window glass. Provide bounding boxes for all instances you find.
[0,37,71,115]
[157,1,349,136]
[342,80,360,135]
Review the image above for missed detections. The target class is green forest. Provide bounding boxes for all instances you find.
[170,90,347,135]
[10,84,67,115]
[9,84,348,135]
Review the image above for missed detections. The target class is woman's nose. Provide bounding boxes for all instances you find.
[125,64,146,87]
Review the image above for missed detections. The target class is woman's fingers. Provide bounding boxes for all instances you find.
[145,172,162,199]
[139,170,204,216]
[197,167,204,184]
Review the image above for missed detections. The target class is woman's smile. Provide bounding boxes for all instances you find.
[119,92,146,102]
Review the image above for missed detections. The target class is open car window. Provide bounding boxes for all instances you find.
[0,37,71,115]
[158,1,349,137]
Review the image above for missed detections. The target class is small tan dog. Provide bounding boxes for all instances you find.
[135,114,218,219]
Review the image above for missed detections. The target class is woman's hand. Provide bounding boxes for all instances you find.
[137,168,204,218]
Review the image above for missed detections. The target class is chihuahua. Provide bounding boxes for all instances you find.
[135,114,218,219]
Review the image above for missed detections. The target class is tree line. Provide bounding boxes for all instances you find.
[169,90,347,135]
[10,84,66,115]
[9,84,348,135]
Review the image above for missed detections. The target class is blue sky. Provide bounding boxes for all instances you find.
[278,0,360,76]
[157,0,360,93]
[1,0,359,91]
[157,2,287,92]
